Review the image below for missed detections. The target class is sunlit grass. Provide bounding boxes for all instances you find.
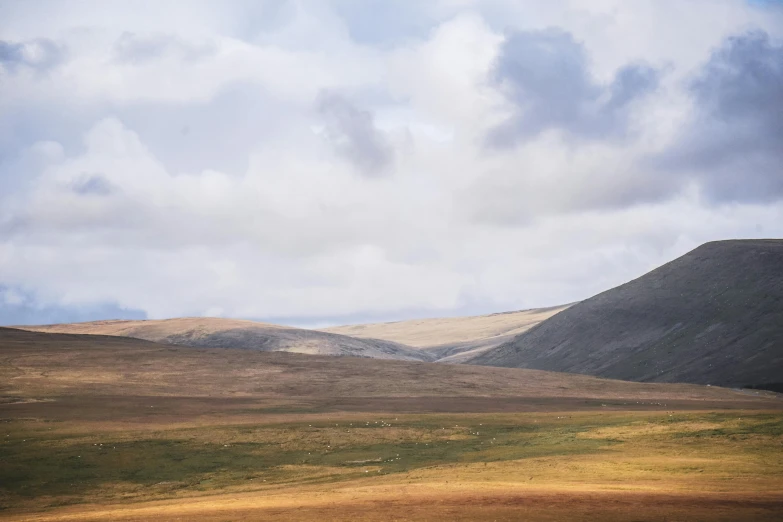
[2,410,781,512]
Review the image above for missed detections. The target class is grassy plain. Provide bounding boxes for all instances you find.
[1,327,781,520]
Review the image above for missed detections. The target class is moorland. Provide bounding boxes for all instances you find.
[1,327,781,521]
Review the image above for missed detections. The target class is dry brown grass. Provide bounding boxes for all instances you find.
[2,328,782,521]
[3,410,783,521]
[14,317,286,339]
[322,305,570,360]
[2,327,772,406]
[7,487,783,522]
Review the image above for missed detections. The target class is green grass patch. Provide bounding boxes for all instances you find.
[1,411,781,509]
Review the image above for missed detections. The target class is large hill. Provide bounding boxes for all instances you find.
[322,305,570,362]
[17,317,432,362]
[470,240,783,390]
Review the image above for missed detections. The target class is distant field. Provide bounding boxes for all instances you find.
[322,305,570,361]
[15,317,431,361]
[1,327,781,521]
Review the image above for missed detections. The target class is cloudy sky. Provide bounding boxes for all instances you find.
[1,0,782,327]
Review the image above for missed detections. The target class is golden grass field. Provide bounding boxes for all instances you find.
[15,317,287,338]
[2,327,782,521]
[323,305,571,360]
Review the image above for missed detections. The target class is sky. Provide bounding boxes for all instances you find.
[1,0,782,327]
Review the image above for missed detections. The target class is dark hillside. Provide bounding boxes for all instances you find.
[470,240,783,389]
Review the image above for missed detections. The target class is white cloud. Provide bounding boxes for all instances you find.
[1,0,782,325]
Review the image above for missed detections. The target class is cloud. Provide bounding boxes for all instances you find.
[0,38,64,72]
[329,0,441,47]
[1,1,783,326]
[0,41,25,65]
[316,91,394,176]
[70,174,116,196]
[0,285,145,326]
[113,32,217,63]
[487,29,658,147]
[657,30,783,203]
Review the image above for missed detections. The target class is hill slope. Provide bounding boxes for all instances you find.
[322,305,570,362]
[2,327,773,408]
[470,240,783,389]
[16,318,432,362]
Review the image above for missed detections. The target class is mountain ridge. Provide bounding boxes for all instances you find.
[469,239,783,389]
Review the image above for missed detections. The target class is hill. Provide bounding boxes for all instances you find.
[322,305,570,362]
[470,240,783,389]
[1,326,774,411]
[16,317,432,362]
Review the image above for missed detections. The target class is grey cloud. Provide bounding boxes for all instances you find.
[488,29,658,147]
[0,41,24,64]
[0,38,64,72]
[657,30,783,203]
[71,174,115,196]
[316,91,393,176]
[0,285,146,326]
[462,165,675,227]
[607,64,659,111]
